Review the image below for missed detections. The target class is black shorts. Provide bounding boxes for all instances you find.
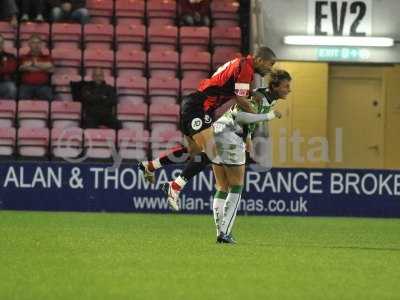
[180,92,214,137]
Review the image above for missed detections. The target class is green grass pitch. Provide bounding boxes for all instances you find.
[0,211,399,300]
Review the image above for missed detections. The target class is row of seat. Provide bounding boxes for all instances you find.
[0,100,179,129]
[86,0,240,26]
[0,126,182,160]
[1,22,241,53]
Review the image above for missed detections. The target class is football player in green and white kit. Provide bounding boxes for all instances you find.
[212,69,292,244]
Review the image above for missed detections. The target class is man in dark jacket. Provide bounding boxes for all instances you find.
[0,34,17,99]
[82,68,121,129]
[49,0,90,24]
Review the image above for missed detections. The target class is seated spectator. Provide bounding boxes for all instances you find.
[19,34,54,101]
[179,0,210,27]
[20,0,45,22]
[0,0,18,27]
[0,35,17,99]
[81,68,121,129]
[49,0,90,24]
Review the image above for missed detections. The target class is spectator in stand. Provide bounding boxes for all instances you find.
[0,0,18,27]
[49,0,90,24]
[0,35,17,99]
[81,68,121,129]
[179,0,210,27]
[19,34,54,101]
[20,0,45,22]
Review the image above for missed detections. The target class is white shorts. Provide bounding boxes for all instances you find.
[212,123,246,166]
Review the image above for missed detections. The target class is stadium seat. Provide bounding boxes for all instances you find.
[19,22,50,48]
[117,102,148,128]
[181,77,199,96]
[118,128,149,160]
[211,0,240,26]
[147,0,177,25]
[179,26,210,52]
[84,23,114,49]
[116,76,147,103]
[51,23,82,49]
[0,127,16,156]
[0,21,17,48]
[180,51,211,80]
[50,101,82,129]
[51,127,83,159]
[83,48,114,76]
[148,50,179,78]
[211,26,242,53]
[17,127,49,157]
[149,102,179,124]
[86,0,114,23]
[17,100,49,128]
[52,48,82,75]
[52,74,82,101]
[83,75,115,87]
[148,77,179,104]
[116,49,146,77]
[0,100,16,128]
[115,0,145,25]
[84,129,116,159]
[151,128,183,158]
[148,25,178,51]
[19,47,50,56]
[116,24,145,50]
[212,49,242,70]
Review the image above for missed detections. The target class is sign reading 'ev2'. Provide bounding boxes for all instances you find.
[307,0,372,36]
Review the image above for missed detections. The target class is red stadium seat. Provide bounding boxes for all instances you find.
[17,100,49,128]
[19,47,50,56]
[211,26,242,53]
[147,0,177,25]
[52,48,82,75]
[181,78,199,97]
[84,129,116,159]
[148,25,178,51]
[115,0,145,25]
[148,50,179,78]
[118,128,149,160]
[211,0,240,26]
[51,127,83,158]
[84,23,114,49]
[179,26,210,52]
[0,100,16,128]
[51,23,82,49]
[84,75,115,87]
[83,48,114,76]
[117,102,148,128]
[212,48,242,70]
[0,21,17,48]
[116,49,146,77]
[116,24,145,50]
[116,76,147,103]
[51,101,82,129]
[86,0,113,23]
[52,74,82,101]
[149,102,179,124]
[148,77,179,104]
[19,22,50,48]
[17,127,49,157]
[0,127,16,156]
[180,51,211,80]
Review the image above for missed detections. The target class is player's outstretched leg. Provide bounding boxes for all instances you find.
[138,146,190,183]
[162,152,211,211]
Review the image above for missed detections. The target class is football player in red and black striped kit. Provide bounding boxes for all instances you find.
[139,47,276,210]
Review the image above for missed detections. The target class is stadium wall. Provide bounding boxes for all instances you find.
[1,162,399,218]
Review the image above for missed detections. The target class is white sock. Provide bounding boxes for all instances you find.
[213,191,228,235]
[220,186,243,235]
[172,175,188,190]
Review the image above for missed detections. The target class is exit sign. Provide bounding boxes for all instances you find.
[316,47,370,60]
